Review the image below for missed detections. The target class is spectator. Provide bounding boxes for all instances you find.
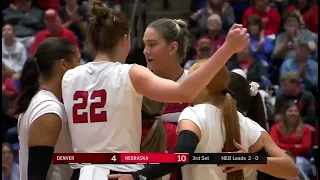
[35,0,61,10]
[57,0,89,50]
[2,143,19,180]
[2,24,27,81]
[272,12,317,60]
[2,0,44,49]
[286,0,318,34]
[247,15,274,68]
[193,14,225,58]
[242,0,281,36]
[185,38,213,70]
[195,38,213,60]
[2,66,18,100]
[189,0,235,36]
[226,46,269,88]
[274,72,316,126]
[29,9,79,54]
[270,101,312,180]
[280,40,318,94]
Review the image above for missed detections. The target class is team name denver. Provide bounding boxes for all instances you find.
[124,156,149,161]
[56,156,75,161]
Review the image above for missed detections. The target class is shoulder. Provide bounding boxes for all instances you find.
[308,59,318,66]
[302,125,312,132]
[271,123,281,131]
[35,30,47,37]
[29,91,65,121]
[180,104,217,119]
[286,5,295,11]
[269,7,280,13]
[62,64,87,82]
[282,58,294,64]
[15,40,26,50]
[244,6,254,13]
[63,27,76,36]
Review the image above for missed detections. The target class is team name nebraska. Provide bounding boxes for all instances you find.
[56,156,75,161]
[125,156,149,161]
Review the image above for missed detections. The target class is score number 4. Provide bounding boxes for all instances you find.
[72,89,107,123]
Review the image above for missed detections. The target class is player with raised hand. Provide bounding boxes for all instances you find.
[62,0,249,178]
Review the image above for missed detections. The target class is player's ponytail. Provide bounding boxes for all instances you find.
[222,92,244,180]
[8,57,40,116]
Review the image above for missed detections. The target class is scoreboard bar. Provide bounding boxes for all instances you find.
[53,153,266,164]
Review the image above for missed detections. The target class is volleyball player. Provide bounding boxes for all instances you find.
[109,61,298,180]
[8,38,81,180]
[142,18,191,180]
[228,72,298,180]
[62,0,249,178]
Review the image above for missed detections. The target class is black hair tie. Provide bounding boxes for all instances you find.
[222,89,235,97]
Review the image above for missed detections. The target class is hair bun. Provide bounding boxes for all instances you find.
[174,19,187,29]
[91,0,111,18]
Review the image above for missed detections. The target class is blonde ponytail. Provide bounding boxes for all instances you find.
[222,93,244,180]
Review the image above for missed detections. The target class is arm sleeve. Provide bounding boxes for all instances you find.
[132,106,203,179]
[133,130,199,179]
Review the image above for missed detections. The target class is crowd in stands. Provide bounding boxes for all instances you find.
[2,0,318,179]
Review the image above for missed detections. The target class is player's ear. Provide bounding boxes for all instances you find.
[60,59,68,72]
[168,41,178,56]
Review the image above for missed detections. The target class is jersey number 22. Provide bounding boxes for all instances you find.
[72,89,107,123]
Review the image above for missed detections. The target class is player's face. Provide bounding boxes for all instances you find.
[143,28,172,74]
[60,47,81,73]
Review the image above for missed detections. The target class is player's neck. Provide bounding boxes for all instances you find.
[161,64,184,82]
[41,81,62,101]
[94,52,123,63]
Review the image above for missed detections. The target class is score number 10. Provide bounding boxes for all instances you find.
[176,154,188,163]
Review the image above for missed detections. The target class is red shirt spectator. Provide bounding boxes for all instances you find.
[243,6,281,36]
[270,123,312,157]
[287,4,318,34]
[35,0,60,9]
[2,75,18,100]
[29,9,78,54]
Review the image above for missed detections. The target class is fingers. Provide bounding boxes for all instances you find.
[108,174,122,179]
[229,24,243,31]
[233,139,245,151]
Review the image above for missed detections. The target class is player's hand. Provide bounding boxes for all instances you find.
[218,140,251,173]
[108,174,134,180]
[225,24,250,53]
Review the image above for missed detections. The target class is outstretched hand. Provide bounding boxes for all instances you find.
[225,24,250,53]
[218,140,253,173]
[108,174,134,180]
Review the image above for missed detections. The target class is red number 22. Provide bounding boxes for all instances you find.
[72,89,107,123]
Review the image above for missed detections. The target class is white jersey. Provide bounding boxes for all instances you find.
[18,90,73,180]
[62,62,143,172]
[161,69,189,123]
[178,104,262,180]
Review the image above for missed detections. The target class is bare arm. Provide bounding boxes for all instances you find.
[130,26,248,103]
[28,113,62,147]
[28,114,62,180]
[252,132,299,179]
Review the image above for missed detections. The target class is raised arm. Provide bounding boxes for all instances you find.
[130,24,249,103]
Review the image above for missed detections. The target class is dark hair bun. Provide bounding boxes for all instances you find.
[91,0,111,18]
